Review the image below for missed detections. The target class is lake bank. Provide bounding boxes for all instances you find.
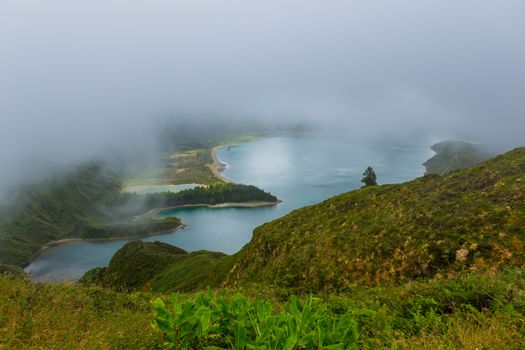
[206,134,270,184]
[207,145,232,183]
[152,200,282,216]
[123,183,201,195]
[28,221,186,266]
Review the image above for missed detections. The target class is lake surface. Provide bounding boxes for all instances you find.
[26,132,436,282]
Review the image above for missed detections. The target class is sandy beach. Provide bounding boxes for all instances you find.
[207,145,232,183]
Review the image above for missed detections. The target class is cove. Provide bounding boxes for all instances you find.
[26,132,436,282]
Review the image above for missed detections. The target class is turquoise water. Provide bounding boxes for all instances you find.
[26,133,436,282]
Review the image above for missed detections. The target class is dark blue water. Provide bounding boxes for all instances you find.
[26,132,436,282]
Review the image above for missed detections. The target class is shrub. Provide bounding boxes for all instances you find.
[152,291,359,349]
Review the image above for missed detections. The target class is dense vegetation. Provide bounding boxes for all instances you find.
[423,140,491,175]
[224,147,525,292]
[0,164,182,268]
[143,183,279,209]
[3,268,525,349]
[152,292,359,349]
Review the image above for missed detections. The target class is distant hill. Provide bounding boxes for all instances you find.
[423,140,492,175]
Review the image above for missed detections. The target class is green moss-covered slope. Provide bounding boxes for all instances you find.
[86,241,187,291]
[223,147,525,292]
[84,240,228,292]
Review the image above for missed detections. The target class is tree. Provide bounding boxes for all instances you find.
[361,166,377,187]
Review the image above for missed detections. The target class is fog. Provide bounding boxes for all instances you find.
[1,0,524,192]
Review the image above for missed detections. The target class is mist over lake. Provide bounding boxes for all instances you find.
[26,132,436,282]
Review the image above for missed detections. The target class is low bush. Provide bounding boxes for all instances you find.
[152,291,359,349]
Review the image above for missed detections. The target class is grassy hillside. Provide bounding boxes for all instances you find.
[83,241,228,292]
[222,147,525,292]
[3,269,525,349]
[0,275,162,349]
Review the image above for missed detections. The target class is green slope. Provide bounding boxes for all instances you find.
[222,147,525,292]
[83,240,228,292]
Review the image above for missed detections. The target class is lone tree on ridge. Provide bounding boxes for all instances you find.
[361,166,377,187]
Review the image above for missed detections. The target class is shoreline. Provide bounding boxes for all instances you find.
[207,145,232,183]
[29,223,187,263]
[207,133,272,184]
[122,183,201,195]
[151,200,282,215]
[30,199,282,262]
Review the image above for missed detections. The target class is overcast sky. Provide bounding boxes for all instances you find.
[1,0,524,189]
